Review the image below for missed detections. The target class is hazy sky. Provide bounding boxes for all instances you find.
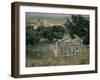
[26,12,89,24]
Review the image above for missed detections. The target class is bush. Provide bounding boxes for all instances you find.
[80,50,89,64]
[26,28,40,45]
[26,25,66,45]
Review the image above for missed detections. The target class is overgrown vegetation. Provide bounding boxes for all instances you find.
[26,42,89,67]
[26,25,65,45]
[64,15,89,44]
[26,15,89,67]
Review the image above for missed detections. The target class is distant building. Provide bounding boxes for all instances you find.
[26,19,49,29]
[26,18,65,29]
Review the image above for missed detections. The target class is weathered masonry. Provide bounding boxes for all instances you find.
[55,35,83,57]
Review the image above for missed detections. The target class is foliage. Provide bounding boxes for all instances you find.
[64,15,89,44]
[52,25,66,40]
[80,49,89,64]
[26,25,65,45]
[26,42,89,67]
[26,27,40,45]
[40,26,65,41]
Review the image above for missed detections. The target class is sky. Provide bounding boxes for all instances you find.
[26,12,89,25]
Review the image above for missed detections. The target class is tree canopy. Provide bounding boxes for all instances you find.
[64,15,89,45]
[26,25,65,45]
[26,15,89,45]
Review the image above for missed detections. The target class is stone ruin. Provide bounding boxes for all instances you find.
[54,34,83,57]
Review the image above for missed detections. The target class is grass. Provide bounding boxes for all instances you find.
[26,42,89,67]
[79,49,89,64]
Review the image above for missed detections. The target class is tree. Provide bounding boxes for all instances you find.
[52,25,65,32]
[64,15,89,44]
[52,25,65,40]
[26,25,66,45]
[41,27,54,41]
[35,25,65,41]
[26,27,40,45]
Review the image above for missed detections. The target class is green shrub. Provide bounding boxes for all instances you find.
[80,49,89,64]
